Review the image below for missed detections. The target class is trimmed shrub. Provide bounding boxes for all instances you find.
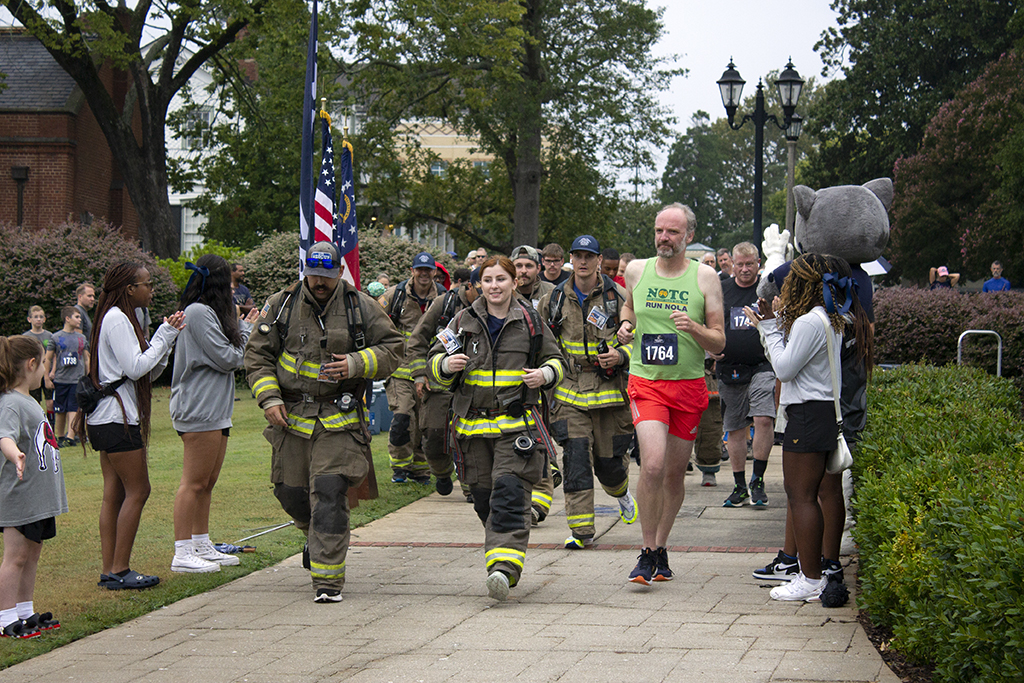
[855,364,1024,683]
[874,288,1024,377]
[242,230,457,306]
[156,240,247,290]
[0,220,178,336]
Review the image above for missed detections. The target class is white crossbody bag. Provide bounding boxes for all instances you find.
[812,308,853,474]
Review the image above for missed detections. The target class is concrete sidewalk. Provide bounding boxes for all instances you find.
[3,449,897,683]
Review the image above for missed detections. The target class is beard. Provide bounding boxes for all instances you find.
[657,242,684,258]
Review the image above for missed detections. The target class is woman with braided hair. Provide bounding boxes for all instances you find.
[79,262,185,590]
[743,253,852,602]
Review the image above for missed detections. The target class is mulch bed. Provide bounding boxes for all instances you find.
[857,609,937,683]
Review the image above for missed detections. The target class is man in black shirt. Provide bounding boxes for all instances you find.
[714,242,776,508]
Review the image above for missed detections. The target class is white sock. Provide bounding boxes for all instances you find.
[174,539,193,557]
[0,607,18,629]
[16,602,33,620]
[192,533,210,545]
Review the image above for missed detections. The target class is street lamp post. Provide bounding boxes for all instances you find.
[784,114,803,235]
[718,59,804,251]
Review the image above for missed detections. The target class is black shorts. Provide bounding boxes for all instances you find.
[53,382,79,413]
[176,428,231,437]
[87,422,145,454]
[782,401,838,453]
[29,385,54,402]
[6,518,57,543]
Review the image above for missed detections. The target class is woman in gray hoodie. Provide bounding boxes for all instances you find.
[169,255,258,573]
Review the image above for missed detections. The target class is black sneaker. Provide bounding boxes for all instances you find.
[1,619,40,639]
[653,547,673,581]
[628,548,657,585]
[749,476,768,507]
[313,588,343,603]
[753,550,800,580]
[822,558,845,584]
[723,485,749,507]
[435,476,453,496]
[391,470,408,483]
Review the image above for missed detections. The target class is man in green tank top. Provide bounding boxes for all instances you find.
[616,203,726,585]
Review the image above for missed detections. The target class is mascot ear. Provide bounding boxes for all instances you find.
[863,178,894,211]
[793,185,816,221]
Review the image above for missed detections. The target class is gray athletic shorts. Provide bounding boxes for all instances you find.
[719,370,776,433]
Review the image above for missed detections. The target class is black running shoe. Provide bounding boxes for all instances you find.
[628,548,657,585]
[749,476,768,507]
[653,547,673,581]
[435,476,453,496]
[753,550,799,581]
[723,485,749,507]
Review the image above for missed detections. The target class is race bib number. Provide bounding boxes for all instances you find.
[62,355,78,367]
[437,328,463,355]
[586,307,610,329]
[730,306,756,330]
[641,334,677,365]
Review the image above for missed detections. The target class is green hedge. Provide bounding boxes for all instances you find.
[855,364,1024,682]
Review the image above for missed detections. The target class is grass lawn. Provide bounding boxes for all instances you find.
[0,387,432,669]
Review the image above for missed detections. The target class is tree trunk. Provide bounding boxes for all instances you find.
[512,126,542,248]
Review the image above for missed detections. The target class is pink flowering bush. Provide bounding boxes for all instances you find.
[874,287,1024,377]
[0,220,177,336]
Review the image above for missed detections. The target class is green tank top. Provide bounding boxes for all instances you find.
[629,258,706,380]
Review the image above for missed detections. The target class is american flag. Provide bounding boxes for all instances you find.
[297,0,318,275]
[313,113,337,246]
[337,138,360,288]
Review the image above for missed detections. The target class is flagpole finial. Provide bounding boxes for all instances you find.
[320,96,326,111]
[343,126,349,141]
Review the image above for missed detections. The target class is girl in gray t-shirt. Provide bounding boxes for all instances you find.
[0,335,68,638]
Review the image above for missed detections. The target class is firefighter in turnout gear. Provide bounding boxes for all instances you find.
[538,235,638,550]
[244,242,403,603]
[378,252,446,484]
[406,273,479,499]
[428,256,565,601]
[510,245,560,524]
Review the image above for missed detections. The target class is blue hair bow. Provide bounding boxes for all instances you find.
[185,261,210,296]
[822,272,853,315]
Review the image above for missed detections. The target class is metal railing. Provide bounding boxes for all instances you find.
[957,330,1003,377]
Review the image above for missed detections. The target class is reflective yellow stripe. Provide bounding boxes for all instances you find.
[567,514,595,529]
[453,413,537,438]
[356,349,377,377]
[310,560,345,579]
[407,358,427,372]
[278,351,321,379]
[429,355,456,388]
[321,410,360,430]
[607,481,629,498]
[542,358,564,384]
[562,339,602,355]
[485,547,525,571]
[286,414,316,436]
[392,365,414,381]
[531,491,552,507]
[553,386,625,409]
[619,343,633,362]
[252,376,280,398]
[464,369,524,387]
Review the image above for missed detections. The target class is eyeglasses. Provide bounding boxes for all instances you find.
[542,258,562,265]
[306,255,338,270]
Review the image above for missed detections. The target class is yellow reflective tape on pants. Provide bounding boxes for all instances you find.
[485,547,525,570]
[286,414,316,436]
[607,481,629,498]
[531,491,552,506]
[252,376,280,398]
[567,514,595,529]
[310,560,345,579]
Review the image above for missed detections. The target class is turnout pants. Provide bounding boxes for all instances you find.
[386,377,428,475]
[550,403,633,540]
[421,388,471,495]
[459,433,545,585]
[265,420,370,591]
[693,369,723,473]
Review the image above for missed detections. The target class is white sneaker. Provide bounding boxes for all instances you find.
[770,572,825,601]
[193,540,241,566]
[171,551,220,573]
[617,491,638,524]
[486,571,510,601]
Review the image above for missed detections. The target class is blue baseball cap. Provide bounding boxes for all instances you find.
[570,235,600,255]
[412,252,437,270]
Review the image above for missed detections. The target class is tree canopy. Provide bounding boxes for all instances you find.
[5,0,274,257]
[890,49,1024,285]
[802,0,1023,188]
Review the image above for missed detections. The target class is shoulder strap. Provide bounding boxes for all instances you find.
[518,301,544,368]
[601,274,621,326]
[437,289,460,332]
[343,284,366,351]
[275,281,303,340]
[387,280,409,325]
[546,281,567,336]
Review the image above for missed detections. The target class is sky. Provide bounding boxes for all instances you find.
[647,0,843,178]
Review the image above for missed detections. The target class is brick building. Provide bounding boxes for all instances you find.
[0,29,139,239]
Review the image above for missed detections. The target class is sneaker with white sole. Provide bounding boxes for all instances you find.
[753,550,800,581]
[314,588,343,603]
[770,572,825,601]
[723,485,749,507]
[701,471,717,487]
[486,571,510,601]
[171,551,220,573]
[193,540,241,566]
[617,491,638,524]
[564,536,594,549]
